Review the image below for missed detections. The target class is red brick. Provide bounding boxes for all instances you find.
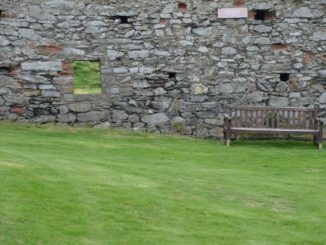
[320,53,326,61]
[248,83,257,92]
[264,11,276,20]
[8,66,20,77]
[160,18,168,24]
[288,78,297,92]
[271,44,290,51]
[60,61,73,76]
[0,10,16,18]
[11,106,26,115]
[304,52,314,64]
[248,10,255,19]
[234,0,246,7]
[178,2,187,13]
[36,44,63,54]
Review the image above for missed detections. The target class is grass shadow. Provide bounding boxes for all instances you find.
[230,139,318,150]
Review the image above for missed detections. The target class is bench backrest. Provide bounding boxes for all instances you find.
[224,105,319,129]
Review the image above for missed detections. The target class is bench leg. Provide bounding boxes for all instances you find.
[318,134,323,150]
[313,135,318,146]
[223,129,231,146]
[318,125,323,150]
[226,130,231,147]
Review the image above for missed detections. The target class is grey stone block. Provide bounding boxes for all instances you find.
[192,27,213,36]
[68,103,92,113]
[77,111,107,122]
[142,113,169,125]
[21,61,63,71]
[57,113,76,123]
[128,50,150,59]
[112,110,128,121]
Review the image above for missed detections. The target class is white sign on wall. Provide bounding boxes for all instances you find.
[218,8,248,19]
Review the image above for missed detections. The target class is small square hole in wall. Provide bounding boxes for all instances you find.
[280,73,290,82]
[168,72,177,79]
[119,16,129,24]
[73,60,102,95]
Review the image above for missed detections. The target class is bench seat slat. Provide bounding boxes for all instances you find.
[230,127,319,135]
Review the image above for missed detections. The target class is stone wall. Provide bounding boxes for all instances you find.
[0,0,325,137]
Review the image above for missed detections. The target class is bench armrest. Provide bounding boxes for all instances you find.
[224,114,232,130]
[315,118,324,126]
[224,114,231,121]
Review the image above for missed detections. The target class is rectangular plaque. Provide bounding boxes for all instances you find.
[218,8,248,19]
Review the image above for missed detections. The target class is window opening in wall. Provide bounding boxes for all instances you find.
[280,73,290,82]
[253,10,276,21]
[73,60,102,95]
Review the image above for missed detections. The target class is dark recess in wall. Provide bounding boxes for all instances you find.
[280,73,290,82]
[168,72,177,79]
[110,15,129,24]
[254,10,276,21]
[0,67,10,74]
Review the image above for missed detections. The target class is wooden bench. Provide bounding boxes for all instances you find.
[223,105,324,149]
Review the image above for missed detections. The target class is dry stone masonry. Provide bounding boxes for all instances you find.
[0,0,325,137]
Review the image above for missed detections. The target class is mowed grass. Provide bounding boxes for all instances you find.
[0,123,325,245]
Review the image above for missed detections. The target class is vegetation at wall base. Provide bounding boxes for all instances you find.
[0,123,325,244]
[73,88,102,95]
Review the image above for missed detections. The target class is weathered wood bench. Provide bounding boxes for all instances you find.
[223,105,324,149]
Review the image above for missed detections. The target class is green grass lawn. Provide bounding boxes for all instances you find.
[0,123,325,245]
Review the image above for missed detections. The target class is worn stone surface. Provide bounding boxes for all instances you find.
[112,110,128,121]
[312,32,326,41]
[141,113,169,126]
[77,111,107,122]
[254,25,272,33]
[320,93,326,104]
[94,121,111,129]
[21,61,63,71]
[0,0,325,138]
[68,103,92,113]
[292,7,314,18]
